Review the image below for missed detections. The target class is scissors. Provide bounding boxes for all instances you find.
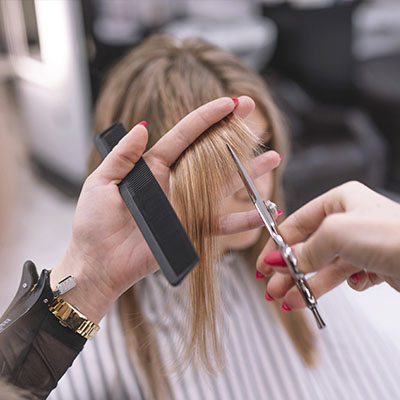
[227,143,326,329]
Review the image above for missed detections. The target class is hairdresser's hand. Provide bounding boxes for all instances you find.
[51,97,280,322]
[256,181,400,310]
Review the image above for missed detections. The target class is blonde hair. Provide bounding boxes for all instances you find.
[91,34,314,399]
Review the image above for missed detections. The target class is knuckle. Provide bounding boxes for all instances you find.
[368,273,382,286]
[342,180,365,193]
[300,244,318,274]
[286,289,306,309]
[196,97,231,125]
[172,125,190,150]
[333,260,355,279]
[195,107,212,126]
[114,151,134,168]
[292,213,310,239]
[319,214,345,241]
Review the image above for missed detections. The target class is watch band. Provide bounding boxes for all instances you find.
[48,297,99,340]
[0,261,87,398]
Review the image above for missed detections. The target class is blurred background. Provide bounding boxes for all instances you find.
[0,0,399,347]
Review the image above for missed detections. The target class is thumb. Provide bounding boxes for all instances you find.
[292,214,345,274]
[93,122,148,184]
[291,242,317,274]
[263,215,344,275]
[260,242,317,275]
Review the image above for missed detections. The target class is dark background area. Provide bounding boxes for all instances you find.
[1,0,400,212]
[78,0,400,212]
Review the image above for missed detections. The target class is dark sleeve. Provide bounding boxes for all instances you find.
[0,261,86,399]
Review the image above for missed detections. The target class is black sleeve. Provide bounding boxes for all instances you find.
[0,261,86,399]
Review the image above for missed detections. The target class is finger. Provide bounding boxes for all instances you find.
[92,123,148,184]
[347,270,367,291]
[266,273,294,300]
[148,97,251,166]
[367,272,384,286]
[257,182,376,272]
[258,249,290,276]
[225,150,281,197]
[257,211,355,275]
[218,209,263,235]
[233,95,255,119]
[282,262,359,309]
[347,271,383,292]
[256,185,348,269]
[218,197,285,236]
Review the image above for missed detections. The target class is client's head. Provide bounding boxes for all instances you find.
[92,34,286,253]
[91,33,287,377]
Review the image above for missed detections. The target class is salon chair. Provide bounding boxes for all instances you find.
[267,77,387,213]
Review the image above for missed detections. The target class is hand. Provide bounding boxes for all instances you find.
[256,181,400,310]
[51,97,281,322]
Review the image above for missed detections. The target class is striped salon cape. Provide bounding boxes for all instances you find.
[49,253,400,400]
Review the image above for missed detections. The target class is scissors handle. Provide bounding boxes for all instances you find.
[265,202,326,329]
[311,307,326,330]
[295,278,326,329]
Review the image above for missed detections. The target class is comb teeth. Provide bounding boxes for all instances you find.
[96,122,199,286]
[119,158,199,285]
[123,159,153,194]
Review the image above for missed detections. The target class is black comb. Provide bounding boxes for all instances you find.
[95,122,199,285]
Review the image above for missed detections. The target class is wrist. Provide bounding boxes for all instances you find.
[51,245,115,324]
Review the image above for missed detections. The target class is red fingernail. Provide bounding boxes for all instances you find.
[277,209,283,217]
[256,271,265,280]
[282,302,291,311]
[264,250,286,267]
[278,153,283,160]
[350,273,359,284]
[232,98,239,109]
[139,121,147,127]
[265,291,274,302]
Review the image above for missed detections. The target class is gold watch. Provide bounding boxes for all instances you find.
[48,296,100,340]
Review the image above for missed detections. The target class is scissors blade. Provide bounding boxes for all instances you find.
[227,143,326,329]
[226,143,263,204]
[226,143,276,236]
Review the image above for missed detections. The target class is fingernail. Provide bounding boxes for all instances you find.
[264,250,286,267]
[282,302,291,311]
[265,291,274,302]
[139,121,147,127]
[277,209,283,217]
[256,271,265,280]
[278,153,283,160]
[350,273,359,284]
[232,98,239,109]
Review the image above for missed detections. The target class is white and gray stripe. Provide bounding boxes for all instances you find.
[49,253,400,399]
